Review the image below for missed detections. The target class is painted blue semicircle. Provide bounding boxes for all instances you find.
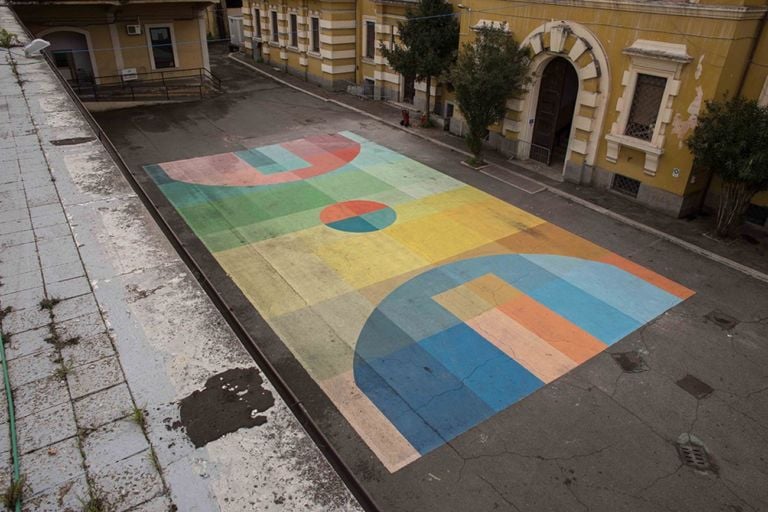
[353,253,683,456]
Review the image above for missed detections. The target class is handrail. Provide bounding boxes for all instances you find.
[66,66,222,101]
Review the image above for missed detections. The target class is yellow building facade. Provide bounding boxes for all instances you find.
[13,0,213,84]
[241,0,768,225]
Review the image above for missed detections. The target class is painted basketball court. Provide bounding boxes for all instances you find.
[144,130,693,473]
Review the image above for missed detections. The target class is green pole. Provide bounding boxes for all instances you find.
[0,332,21,512]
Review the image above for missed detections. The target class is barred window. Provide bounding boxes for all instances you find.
[365,21,375,59]
[270,11,278,43]
[311,17,320,53]
[289,14,298,47]
[625,74,666,141]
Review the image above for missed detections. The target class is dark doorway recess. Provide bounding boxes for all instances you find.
[531,57,578,166]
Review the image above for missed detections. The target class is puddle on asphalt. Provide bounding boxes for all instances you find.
[176,367,275,447]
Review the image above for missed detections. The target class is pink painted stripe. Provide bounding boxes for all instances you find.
[466,308,577,383]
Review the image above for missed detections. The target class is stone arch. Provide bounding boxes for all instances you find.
[504,21,609,175]
[38,27,100,80]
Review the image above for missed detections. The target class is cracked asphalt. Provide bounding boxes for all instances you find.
[92,49,768,512]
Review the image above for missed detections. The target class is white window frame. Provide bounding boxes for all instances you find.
[606,40,691,175]
[309,16,320,55]
[145,24,179,71]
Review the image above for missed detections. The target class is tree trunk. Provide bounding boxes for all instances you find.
[466,129,483,165]
[424,75,431,126]
[715,179,756,237]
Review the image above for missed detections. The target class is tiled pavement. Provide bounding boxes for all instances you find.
[1,7,360,512]
[0,16,167,512]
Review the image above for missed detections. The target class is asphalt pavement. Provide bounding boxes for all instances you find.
[93,48,768,512]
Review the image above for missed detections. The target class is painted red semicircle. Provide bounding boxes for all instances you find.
[320,200,389,224]
[159,133,361,187]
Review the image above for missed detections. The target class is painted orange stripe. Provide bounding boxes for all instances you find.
[345,200,386,216]
[498,295,607,365]
[320,204,358,224]
[599,253,694,300]
[467,308,577,383]
[320,201,386,224]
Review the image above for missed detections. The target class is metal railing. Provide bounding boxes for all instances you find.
[66,67,223,102]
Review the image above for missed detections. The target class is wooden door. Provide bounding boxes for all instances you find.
[531,58,570,164]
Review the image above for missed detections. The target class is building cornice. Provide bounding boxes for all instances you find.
[464,0,768,21]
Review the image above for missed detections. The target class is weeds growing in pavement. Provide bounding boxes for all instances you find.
[39,297,61,310]
[2,474,25,510]
[130,406,147,430]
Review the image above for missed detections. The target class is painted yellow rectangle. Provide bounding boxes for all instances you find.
[316,231,429,289]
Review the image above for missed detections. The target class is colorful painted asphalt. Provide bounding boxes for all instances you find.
[144,131,693,472]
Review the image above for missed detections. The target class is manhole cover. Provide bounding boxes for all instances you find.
[611,351,648,373]
[676,442,713,471]
[676,374,713,399]
[704,310,739,330]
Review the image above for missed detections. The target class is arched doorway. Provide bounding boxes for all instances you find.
[43,31,95,84]
[530,57,578,167]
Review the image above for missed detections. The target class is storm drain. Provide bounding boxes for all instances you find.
[676,442,713,472]
[676,374,714,399]
[704,310,739,330]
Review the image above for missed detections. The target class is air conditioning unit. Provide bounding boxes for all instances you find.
[126,25,142,36]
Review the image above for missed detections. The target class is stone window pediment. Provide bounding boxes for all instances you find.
[606,39,691,175]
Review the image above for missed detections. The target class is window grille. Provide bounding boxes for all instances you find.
[365,21,375,59]
[289,14,298,47]
[611,174,641,198]
[270,12,278,43]
[311,17,320,53]
[625,74,666,141]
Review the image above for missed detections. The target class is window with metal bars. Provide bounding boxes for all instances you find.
[310,17,320,53]
[611,174,641,198]
[625,74,667,141]
[365,21,375,59]
[270,11,278,43]
[289,14,298,47]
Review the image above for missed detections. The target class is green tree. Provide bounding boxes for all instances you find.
[380,0,459,125]
[687,96,768,237]
[448,26,531,165]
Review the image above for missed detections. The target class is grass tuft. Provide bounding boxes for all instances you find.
[2,475,25,510]
[130,406,147,429]
[39,297,61,311]
[53,360,73,381]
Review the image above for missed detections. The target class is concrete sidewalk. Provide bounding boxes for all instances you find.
[0,8,359,511]
[229,53,768,280]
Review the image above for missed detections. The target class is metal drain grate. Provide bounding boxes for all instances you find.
[676,374,714,399]
[677,442,712,471]
[611,174,641,198]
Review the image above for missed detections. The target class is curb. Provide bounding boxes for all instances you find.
[228,53,768,286]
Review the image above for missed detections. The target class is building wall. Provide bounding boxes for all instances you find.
[15,3,211,80]
[237,0,768,219]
